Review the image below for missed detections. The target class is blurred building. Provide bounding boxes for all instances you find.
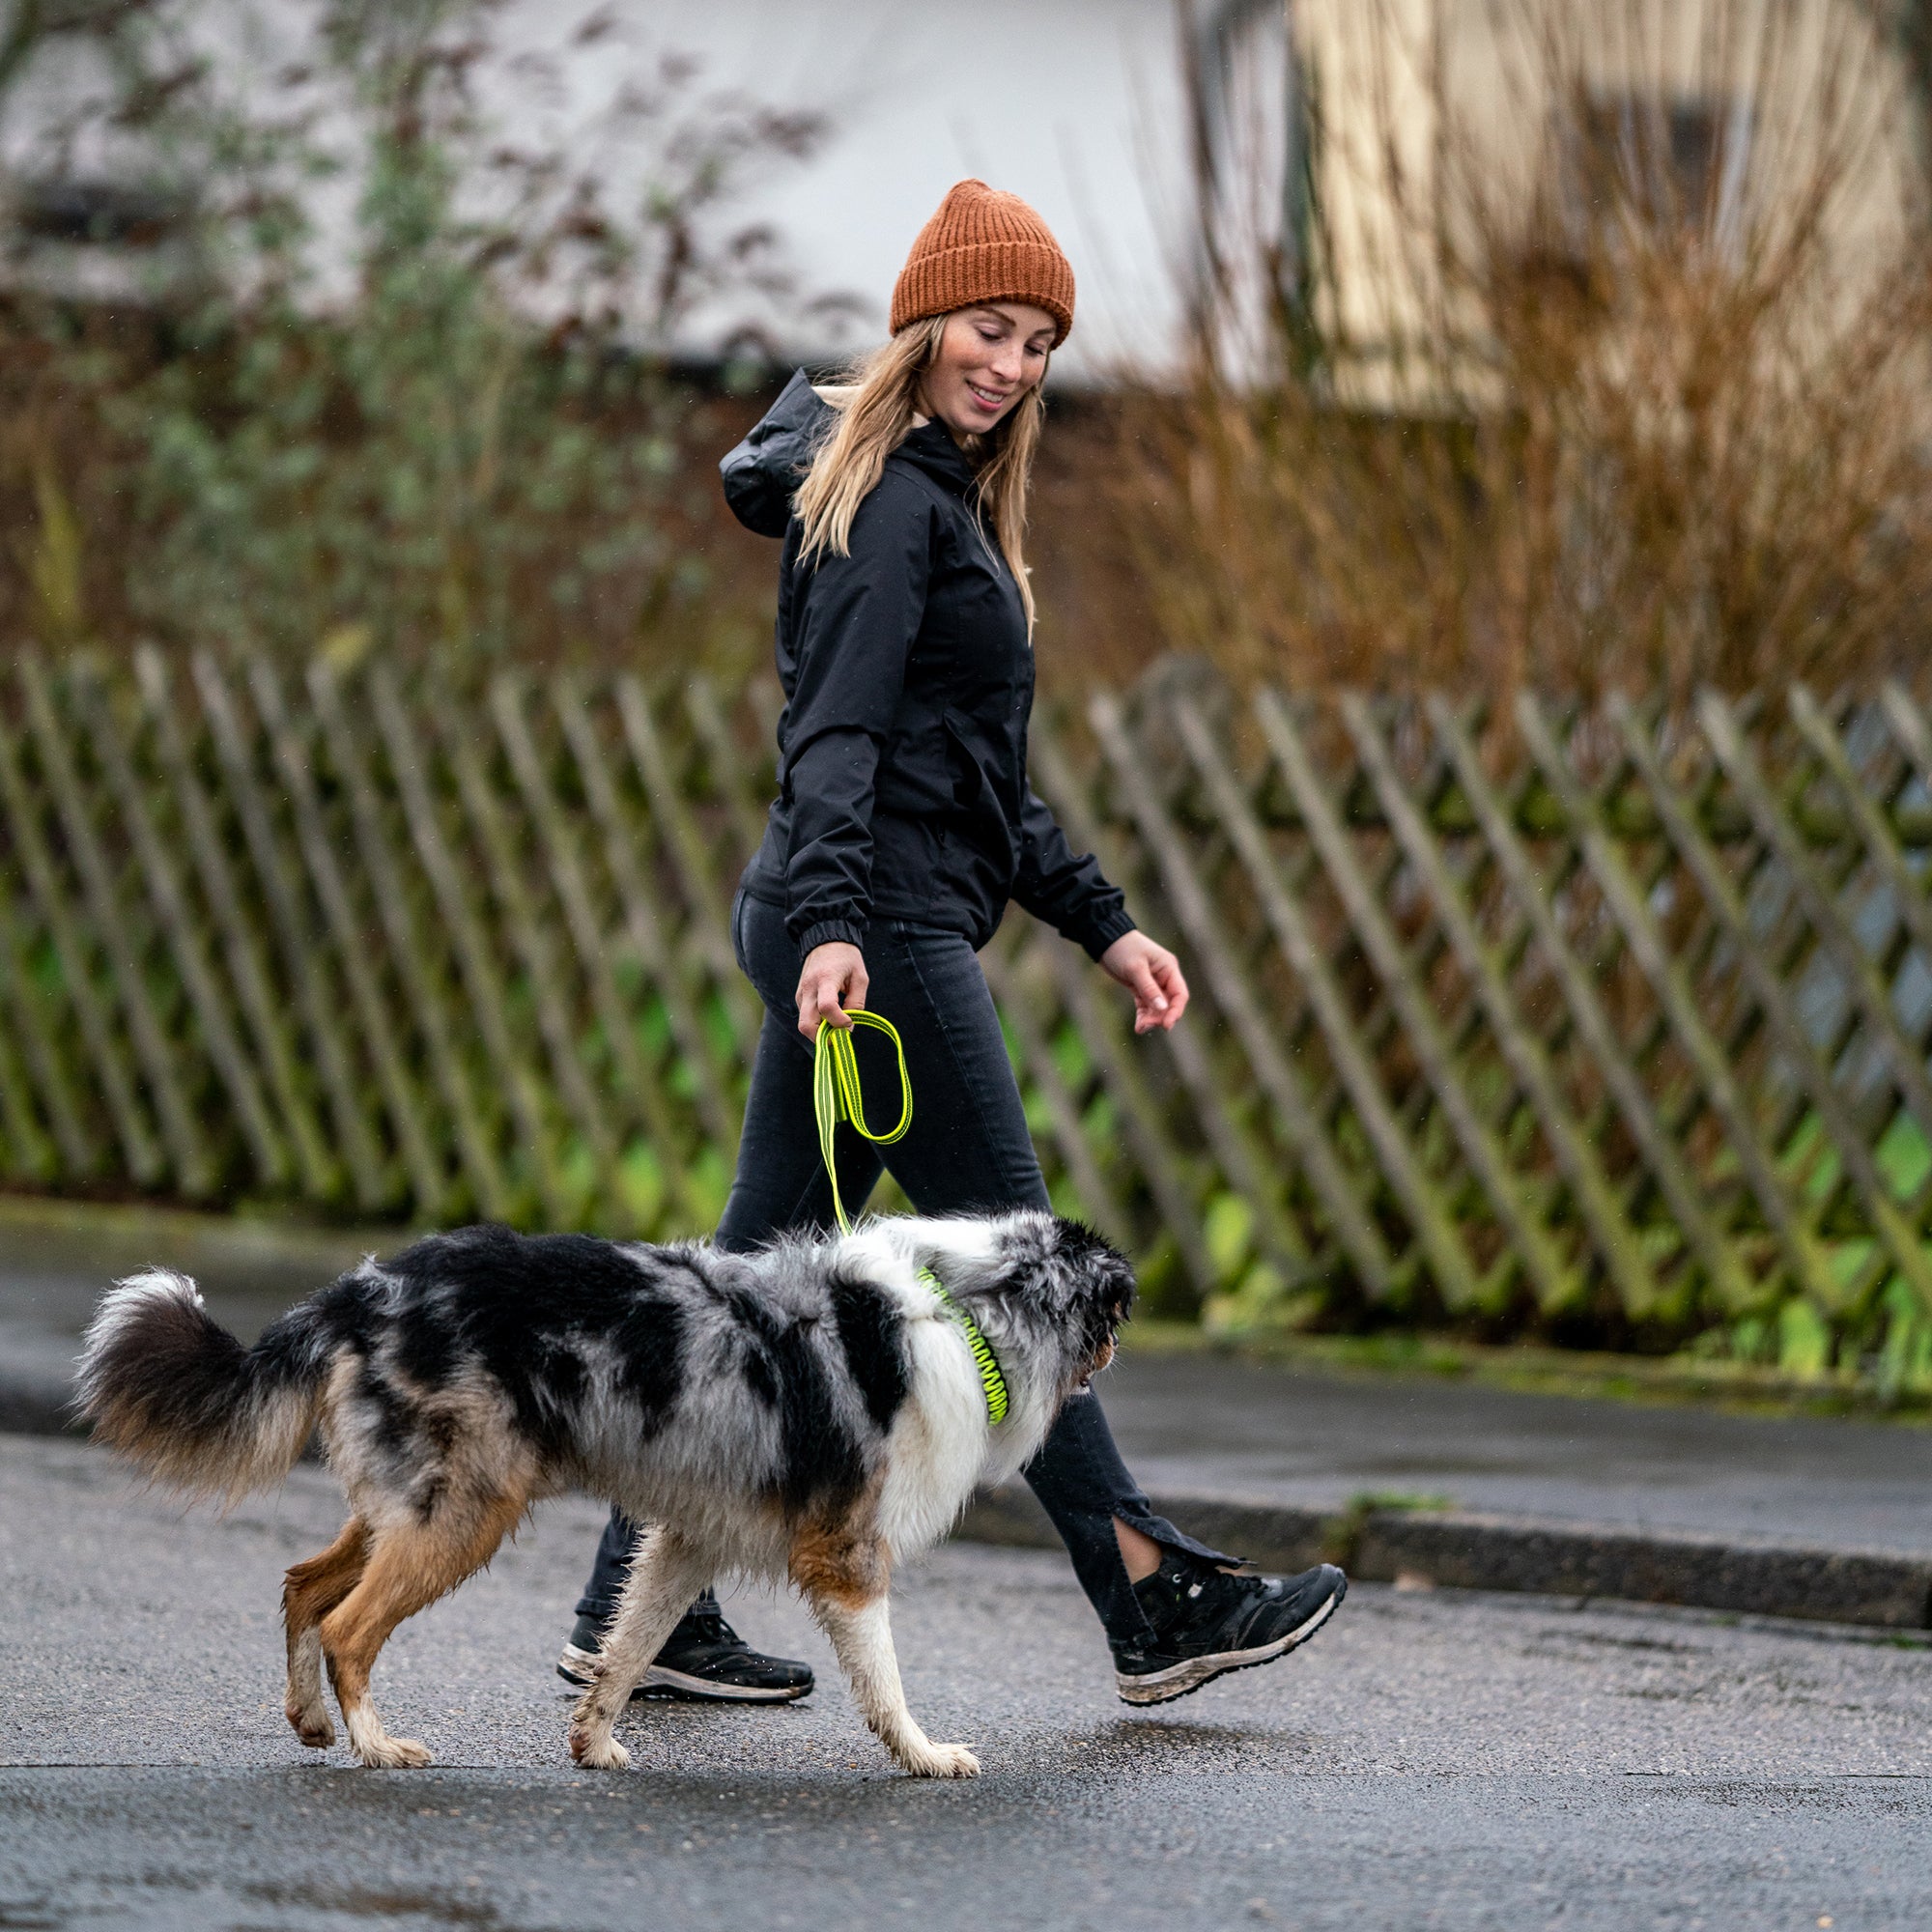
[1295,0,1924,410]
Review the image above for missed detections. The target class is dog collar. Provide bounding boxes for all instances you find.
[919,1266,1009,1425]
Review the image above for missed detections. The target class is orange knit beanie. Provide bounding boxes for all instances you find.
[890,179,1075,346]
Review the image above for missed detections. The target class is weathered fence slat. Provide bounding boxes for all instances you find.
[76,669,289,1190]
[204,661,375,1199]
[489,677,696,1233]
[1698,693,1932,1156]
[0,897,54,1179]
[1516,693,1831,1302]
[1034,923,1220,1302]
[1426,697,1760,1314]
[1787,684,1932,1236]
[1093,692,1396,1300]
[0,854,95,1179]
[614,677,763,1061]
[139,653,350,1207]
[1032,723,1321,1287]
[552,679,740,1160]
[308,661,513,1222]
[18,657,212,1196]
[371,667,568,1228]
[1342,694,1662,1318]
[1262,690,1577,1312]
[194,656,373,1208]
[0,697,157,1183]
[1177,694,1474,1308]
[247,659,438,1217]
[982,937,1134,1249]
[683,671,772,860]
[1790,688,1932,993]
[1609,696,1932,1316]
[439,701,625,1215]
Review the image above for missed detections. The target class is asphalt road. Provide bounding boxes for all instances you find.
[4,1435,1932,1929]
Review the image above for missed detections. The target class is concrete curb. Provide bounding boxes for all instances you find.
[10,1340,1930,1634]
[957,1486,1932,1633]
[0,1194,388,1283]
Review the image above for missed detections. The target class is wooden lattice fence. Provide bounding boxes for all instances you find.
[2,648,1931,1375]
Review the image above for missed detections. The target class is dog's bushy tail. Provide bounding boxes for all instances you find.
[75,1271,335,1504]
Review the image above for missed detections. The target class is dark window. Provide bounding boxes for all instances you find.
[1558,90,1752,250]
[11,178,188,248]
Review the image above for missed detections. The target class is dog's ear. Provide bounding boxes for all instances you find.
[1050,1217,1135,1294]
[1045,1216,1137,1347]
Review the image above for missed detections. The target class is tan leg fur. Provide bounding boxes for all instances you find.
[282,1516,371,1747]
[319,1488,528,1769]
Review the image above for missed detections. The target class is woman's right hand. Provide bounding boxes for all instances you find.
[796,941,869,1039]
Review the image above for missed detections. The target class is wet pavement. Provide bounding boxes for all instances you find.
[4,1431,1931,1930]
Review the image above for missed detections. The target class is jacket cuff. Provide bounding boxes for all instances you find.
[1076,908,1138,963]
[797,918,868,956]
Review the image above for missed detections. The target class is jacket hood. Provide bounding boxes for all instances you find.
[720,369,980,538]
[719,369,834,537]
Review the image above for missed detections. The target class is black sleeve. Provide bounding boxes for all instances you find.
[1012,784,1138,961]
[781,477,932,955]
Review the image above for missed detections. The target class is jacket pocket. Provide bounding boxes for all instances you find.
[939,709,1018,869]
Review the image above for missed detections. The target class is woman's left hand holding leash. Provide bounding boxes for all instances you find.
[1098,932,1189,1035]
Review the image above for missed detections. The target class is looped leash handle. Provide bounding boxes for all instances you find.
[813,1011,913,1236]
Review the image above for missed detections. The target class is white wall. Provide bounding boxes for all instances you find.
[619,0,1201,380]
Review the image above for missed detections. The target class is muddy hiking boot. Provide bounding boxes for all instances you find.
[557,1607,815,1704]
[1112,1558,1348,1706]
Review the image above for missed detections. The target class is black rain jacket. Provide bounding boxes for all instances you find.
[721,369,1136,962]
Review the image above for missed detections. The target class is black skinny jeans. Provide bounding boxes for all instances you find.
[574,891,1233,1646]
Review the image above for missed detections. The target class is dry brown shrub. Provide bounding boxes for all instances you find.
[1085,0,1932,703]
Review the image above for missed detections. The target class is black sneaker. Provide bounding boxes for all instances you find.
[1112,1559,1347,1706]
[556,1608,814,1704]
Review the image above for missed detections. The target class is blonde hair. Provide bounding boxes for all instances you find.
[794,315,1047,632]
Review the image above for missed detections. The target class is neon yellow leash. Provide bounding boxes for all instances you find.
[814,1013,1009,1425]
[811,1010,914,1235]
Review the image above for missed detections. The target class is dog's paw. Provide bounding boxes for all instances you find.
[286,1703,335,1749]
[900,1741,980,1779]
[569,1722,630,1772]
[356,1734,432,1770]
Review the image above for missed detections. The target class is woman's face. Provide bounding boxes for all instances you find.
[919,302,1057,440]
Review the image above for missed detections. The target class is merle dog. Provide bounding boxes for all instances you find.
[76,1211,1134,1776]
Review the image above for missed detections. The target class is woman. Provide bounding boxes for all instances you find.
[559,180,1347,1710]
